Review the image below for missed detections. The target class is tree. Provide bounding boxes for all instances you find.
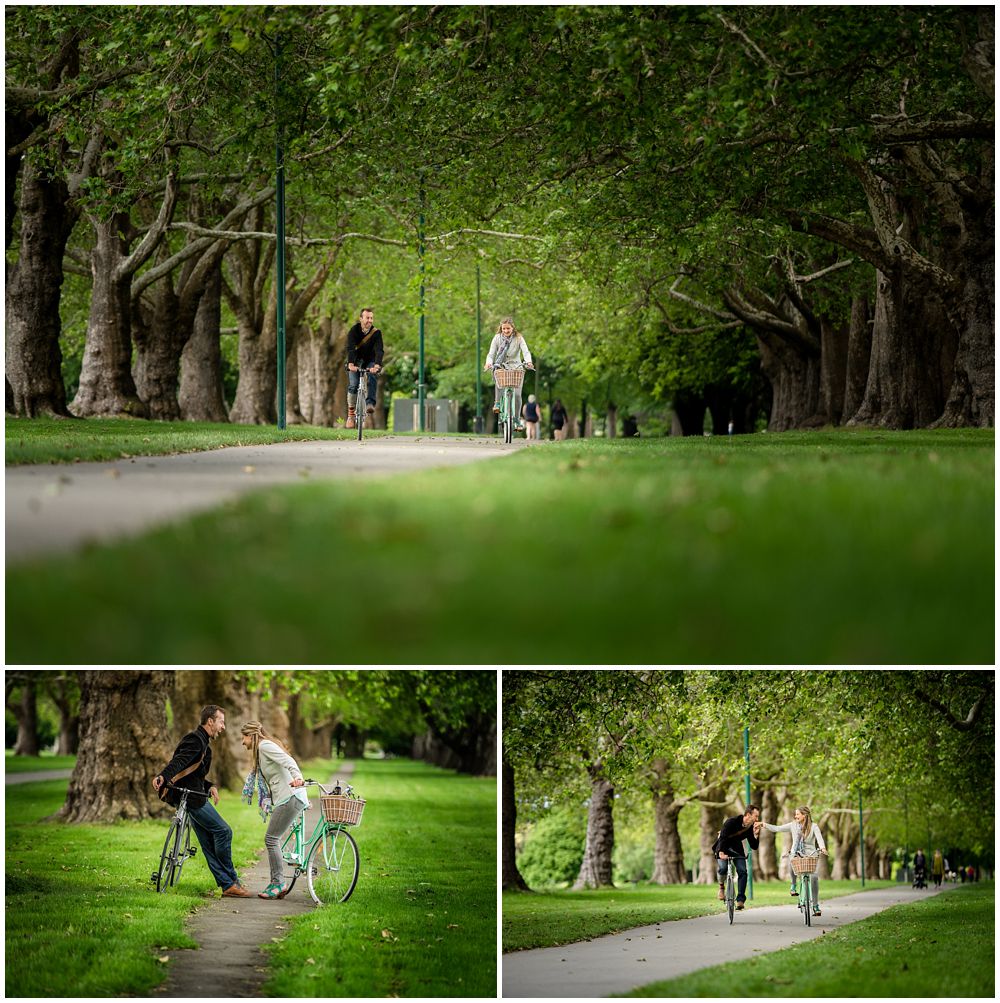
[5,671,40,756]
[58,670,173,823]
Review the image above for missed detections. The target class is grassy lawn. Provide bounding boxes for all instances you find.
[263,758,496,997]
[4,757,495,998]
[6,427,993,663]
[4,416,377,465]
[4,751,78,772]
[502,880,895,952]
[620,883,994,997]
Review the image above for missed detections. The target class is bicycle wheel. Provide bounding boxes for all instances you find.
[357,397,365,441]
[306,827,359,905]
[503,391,513,444]
[801,871,811,926]
[155,819,182,893]
[170,819,195,887]
[726,869,735,924]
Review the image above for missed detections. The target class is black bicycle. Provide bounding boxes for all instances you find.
[720,854,738,924]
[353,367,377,441]
[150,785,201,892]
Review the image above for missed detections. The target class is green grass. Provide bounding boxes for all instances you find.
[620,883,994,997]
[263,758,496,997]
[6,428,993,663]
[4,416,382,465]
[4,758,495,998]
[4,771,267,996]
[502,880,895,952]
[4,752,78,772]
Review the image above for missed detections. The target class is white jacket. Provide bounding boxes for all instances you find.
[763,819,827,852]
[258,740,306,808]
[486,333,532,367]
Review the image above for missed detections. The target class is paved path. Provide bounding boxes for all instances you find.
[155,761,356,998]
[4,768,74,785]
[6,436,527,563]
[502,884,953,997]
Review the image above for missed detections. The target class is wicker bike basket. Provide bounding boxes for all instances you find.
[790,855,819,874]
[320,794,366,826]
[493,368,525,389]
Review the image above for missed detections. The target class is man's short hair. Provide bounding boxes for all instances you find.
[746,804,761,815]
[200,705,224,726]
[360,307,373,316]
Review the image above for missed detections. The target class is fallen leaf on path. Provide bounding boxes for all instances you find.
[157,956,169,964]
[243,465,256,473]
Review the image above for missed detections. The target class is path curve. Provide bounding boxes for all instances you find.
[6,436,528,563]
[502,884,954,997]
[4,768,74,785]
[155,761,357,999]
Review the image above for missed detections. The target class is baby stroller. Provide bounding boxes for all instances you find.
[912,864,927,889]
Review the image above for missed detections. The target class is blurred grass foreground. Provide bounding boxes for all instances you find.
[6,428,993,663]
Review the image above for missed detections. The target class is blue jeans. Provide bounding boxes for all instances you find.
[718,855,748,902]
[188,800,239,889]
[348,369,377,409]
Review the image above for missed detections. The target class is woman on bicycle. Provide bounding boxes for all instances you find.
[240,721,308,900]
[485,318,533,430]
[762,805,828,916]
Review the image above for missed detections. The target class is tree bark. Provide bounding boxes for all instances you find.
[695,784,728,885]
[573,768,615,889]
[648,759,687,884]
[755,330,820,431]
[132,269,188,420]
[5,160,76,417]
[843,295,872,419]
[46,671,81,755]
[502,757,530,891]
[179,264,229,421]
[71,213,149,418]
[57,671,174,823]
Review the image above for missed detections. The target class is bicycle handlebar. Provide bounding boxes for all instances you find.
[162,784,210,796]
[302,778,355,796]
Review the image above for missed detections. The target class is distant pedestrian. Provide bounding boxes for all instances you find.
[153,705,249,898]
[551,398,568,440]
[931,850,944,887]
[522,395,541,440]
[622,414,638,438]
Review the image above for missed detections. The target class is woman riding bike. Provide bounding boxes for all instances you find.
[485,318,533,431]
[762,805,828,917]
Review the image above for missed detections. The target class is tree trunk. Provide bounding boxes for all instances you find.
[284,329,306,425]
[179,265,229,421]
[71,214,148,418]
[816,317,848,426]
[648,759,687,884]
[695,785,728,885]
[671,391,707,436]
[843,295,872,419]
[5,161,75,417]
[757,331,820,431]
[6,673,41,756]
[502,757,530,891]
[57,671,174,823]
[132,275,188,420]
[48,671,81,756]
[573,769,615,889]
[757,786,780,880]
[229,305,278,425]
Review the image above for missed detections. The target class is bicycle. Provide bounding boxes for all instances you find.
[718,853,741,924]
[492,362,530,444]
[277,779,365,905]
[790,848,822,926]
[352,366,377,441]
[150,785,201,893]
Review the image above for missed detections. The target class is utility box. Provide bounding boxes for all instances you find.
[392,398,459,433]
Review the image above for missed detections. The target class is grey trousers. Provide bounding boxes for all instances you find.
[265,798,306,886]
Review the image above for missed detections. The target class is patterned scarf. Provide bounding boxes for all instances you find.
[241,769,272,821]
[494,334,513,367]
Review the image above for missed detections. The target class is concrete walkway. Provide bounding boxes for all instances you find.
[502,884,953,998]
[6,436,526,563]
[4,768,74,785]
[155,762,356,998]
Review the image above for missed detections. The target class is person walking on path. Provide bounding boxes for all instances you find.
[714,804,761,909]
[240,720,308,900]
[931,849,945,887]
[345,307,383,428]
[485,318,533,430]
[522,394,541,439]
[550,398,568,440]
[153,705,249,898]
[762,805,828,916]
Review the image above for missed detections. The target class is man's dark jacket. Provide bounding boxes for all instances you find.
[346,322,384,369]
[715,814,760,859]
[159,727,214,809]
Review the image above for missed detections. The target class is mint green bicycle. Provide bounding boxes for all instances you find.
[279,779,364,905]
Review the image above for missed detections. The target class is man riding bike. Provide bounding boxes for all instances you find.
[714,804,761,911]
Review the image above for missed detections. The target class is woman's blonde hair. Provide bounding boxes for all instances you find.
[496,317,521,339]
[241,721,288,775]
[796,805,813,837]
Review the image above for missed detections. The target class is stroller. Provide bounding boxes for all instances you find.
[912,864,927,889]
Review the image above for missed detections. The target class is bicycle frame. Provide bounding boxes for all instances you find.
[494,364,525,444]
[353,367,375,441]
[792,850,821,926]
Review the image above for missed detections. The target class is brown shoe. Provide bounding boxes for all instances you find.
[717,882,726,901]
[222,883,251,898]
[345,417,356,429]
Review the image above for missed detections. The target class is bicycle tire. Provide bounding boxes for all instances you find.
[802,873,811,926]
[504,391,514,444]
[357,396,364,441]
[156,819,182,893]
[306,827,359,905]
[170,819,194,887]
[726,869,735,924]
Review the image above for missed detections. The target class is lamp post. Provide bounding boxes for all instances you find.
[744,727,753,900]
[275,38,287,430]
[474,263,483,433]
[418,186,426,431]
[859,789,866,887]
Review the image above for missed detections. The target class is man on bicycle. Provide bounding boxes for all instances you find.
[714,804,762,910]
[153,705,250,898]
[345,307,383,429]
